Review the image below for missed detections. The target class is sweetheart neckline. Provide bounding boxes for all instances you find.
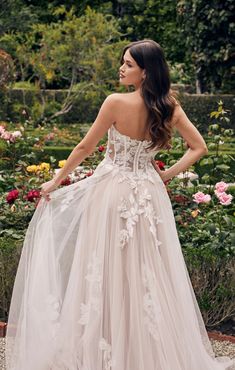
[111,124,152,144]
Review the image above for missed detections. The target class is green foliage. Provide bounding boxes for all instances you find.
[177,0,234,93]
[2,88,235,129]
[0,236,22,320]
[0,1,234,94]
[0,7,124,122]
[199,101,234,185]
[0,0,38,35]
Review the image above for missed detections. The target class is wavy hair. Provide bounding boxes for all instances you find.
[120,39,178,150]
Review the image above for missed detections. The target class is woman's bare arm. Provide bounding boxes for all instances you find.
[40,94,118,196]
[52,94,119,184]
[158,105,208,182]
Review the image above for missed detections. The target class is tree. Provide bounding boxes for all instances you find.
[177,0,234,93]
[0,0,38,35]
[0,6,124,123]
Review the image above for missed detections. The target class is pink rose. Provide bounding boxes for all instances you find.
[0,125,5,135]
[193,191,211,204]
[216,192,233,206]
[1,131,11,141]
[9,134,16,143]
[215,181,229,193]
[44,132,55,141]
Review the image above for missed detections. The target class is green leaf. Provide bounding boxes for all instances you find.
[208,224,217,235]
[199,158,213,166]
[215,164,230,171]
[222,216,233,227]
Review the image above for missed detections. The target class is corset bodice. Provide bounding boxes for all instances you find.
[103,125,158,173]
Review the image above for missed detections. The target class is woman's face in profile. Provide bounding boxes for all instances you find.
[119,49,145,88]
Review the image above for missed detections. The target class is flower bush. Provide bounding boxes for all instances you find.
[166,178,234,328]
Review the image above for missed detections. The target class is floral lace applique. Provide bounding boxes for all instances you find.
[142,264,163,341]
[99,337,115,370]
[118,188,163,250]
[78,251,102,325]
[118,194,144,248]
[45,294,61,339]
[117,171,155,189]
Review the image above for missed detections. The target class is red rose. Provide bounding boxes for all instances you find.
[26,190,41,202]
[61,177,71,186]
[86,171,93,177]
[172,194,189,204]
[155,160,165,170]
[98,145,105,152]
[6,189,19,204]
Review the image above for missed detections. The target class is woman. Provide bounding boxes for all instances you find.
[6,40,234,370]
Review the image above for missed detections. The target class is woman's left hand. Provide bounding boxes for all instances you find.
[159,170,171,184]
[151,159,171,184]
[40,179,59,201]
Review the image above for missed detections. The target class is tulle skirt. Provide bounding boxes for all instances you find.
[5,160,235,369]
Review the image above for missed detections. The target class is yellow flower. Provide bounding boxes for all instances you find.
[191,209,200,218]
[39,162,50,172]
[59,160,66,168]
[26,165,38,173]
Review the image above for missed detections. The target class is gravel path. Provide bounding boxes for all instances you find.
[1,337,235,369]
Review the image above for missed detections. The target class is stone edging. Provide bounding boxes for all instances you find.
[0,321,234,343]
[208,331,235,343]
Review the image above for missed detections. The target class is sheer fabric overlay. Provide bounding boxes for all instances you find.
[6,124,235,370]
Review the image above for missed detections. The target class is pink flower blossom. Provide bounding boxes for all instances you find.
[216,192,233,206]
[9,134,16,143]
[215,181,229,193]
[0,125,5,135]
[45,132,55,141]
[1,131,11,141]
[193,191,211,204]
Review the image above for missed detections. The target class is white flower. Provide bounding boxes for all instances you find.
[12,130,22,138]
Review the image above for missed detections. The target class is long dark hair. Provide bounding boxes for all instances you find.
[120,39,177,150]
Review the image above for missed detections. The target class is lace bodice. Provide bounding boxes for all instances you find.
[103,125,158,173]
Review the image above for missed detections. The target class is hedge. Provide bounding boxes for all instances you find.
[0,88,234,132]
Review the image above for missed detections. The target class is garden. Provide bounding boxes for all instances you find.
[0,0,234,350]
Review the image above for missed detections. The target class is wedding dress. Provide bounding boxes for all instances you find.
[5,124,235,370]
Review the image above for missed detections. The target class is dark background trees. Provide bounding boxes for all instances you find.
[0,0,234,93]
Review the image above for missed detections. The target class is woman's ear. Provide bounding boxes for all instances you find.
[142,70,146,80]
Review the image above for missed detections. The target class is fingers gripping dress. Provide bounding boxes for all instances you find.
[5,124,235,370]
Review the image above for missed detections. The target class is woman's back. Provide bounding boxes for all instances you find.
[111,91,151,142]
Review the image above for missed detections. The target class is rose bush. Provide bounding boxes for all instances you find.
[166,177,234,328]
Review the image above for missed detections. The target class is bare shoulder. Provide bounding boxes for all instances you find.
[103,92,131,114]
[105,92,125,103]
